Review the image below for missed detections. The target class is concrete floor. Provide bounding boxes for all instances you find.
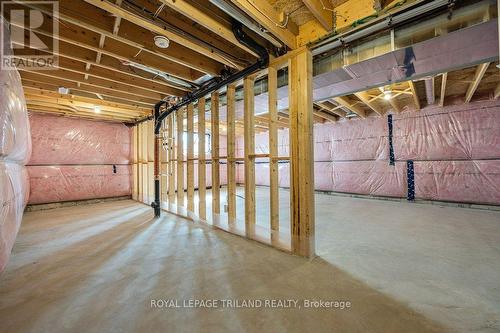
[0,190,499,332]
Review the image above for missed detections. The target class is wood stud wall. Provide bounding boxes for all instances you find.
[132,48,315,257]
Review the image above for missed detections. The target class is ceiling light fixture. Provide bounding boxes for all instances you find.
[94,106,101,113]
[154,35,170,49]
[383,87,393,100]
[58,87,69,95]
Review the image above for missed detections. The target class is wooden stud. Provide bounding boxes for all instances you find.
[354,91,384,116]
[268,66,279,245]
[168,115,176,203]
[226,84,237,222]
[302,0,333,31]
[288,48,315,257]
[465,63,490,103]
[198,98,207,220]
[440,73,448,107]
[187,103,195,212]
[408,80,421,111]
[177,108,185,206]
[211,92,221,216]
[334,96,366,118]
[244,76,256,237]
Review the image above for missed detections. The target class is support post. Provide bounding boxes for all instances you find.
[177,107,185,207]
[227,84,237,222]
[288,48,315,257]
[244,76,256,237]
[198,98,207,220]
[187,103,195,212]
[168,115,176,203]
[268,66,279,245]
[211,92,220,216]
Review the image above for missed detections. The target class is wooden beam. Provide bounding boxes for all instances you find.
[334,96,366,118]
[228,0,297,49]
[268,66,279,245]
[187,103,195,213]
[494,83,500,99]
[302,0,333,31]
[21,75,156,106]
[159,0,257,57]
[408,80,421,111]
[83,0,243,69]
[440,73,447,107]
[198,98,207,220]
[226,84,237,223]
[168,115,176,203]
[19,68,165,101]
[244,76,256,237]
[211,92,221,216]
[288,48,315,257]
[465,63,489,103]
[177,107,185,207]
[314,110,337,122]
[354,91,384,116]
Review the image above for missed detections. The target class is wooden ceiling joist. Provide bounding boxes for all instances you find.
[21,76,156,107]
[158,0,258,57]
[439,73,447,106]
[408,81,421,111]
[465,62,489,103]
[228,0,298,49]
[83,0,244,70]
[334,96,366,118]
[354,91,384,116]
[301,0,333,31]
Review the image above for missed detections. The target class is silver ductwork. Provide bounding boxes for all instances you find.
[424,78,435,105]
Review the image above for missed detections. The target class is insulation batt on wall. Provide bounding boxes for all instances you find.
[27,113,133,205]
[236,99,500,205]
[0,16,31,272]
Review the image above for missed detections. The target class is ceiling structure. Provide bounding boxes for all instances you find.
[6,0,499,124]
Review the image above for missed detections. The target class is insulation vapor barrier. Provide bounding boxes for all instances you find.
[28,113,133,204]
[236,99,500,205]
[0,16,31,272]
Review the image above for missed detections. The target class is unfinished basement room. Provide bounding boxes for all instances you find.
[0,0,499,332]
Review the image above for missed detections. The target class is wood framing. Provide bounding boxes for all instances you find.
[168,115,176,203]
[83,0,243,69]
[408,81,421,111]
[268,66,279,245]
[198,98,207,220]
[354,91,384,116]
[288,48,315,257]
[302,0,333,31]
[465,63,490,103]
[244,76,256,237]
[226,84,237,222]
[177,108,185,207]
[334,96,366,118]
[440,73,448,107]
[211,92,221,215]
[228,0,297,49]
[187,103,195,212]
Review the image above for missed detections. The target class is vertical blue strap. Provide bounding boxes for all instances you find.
[388,115,395,165]
[407,160,415,201]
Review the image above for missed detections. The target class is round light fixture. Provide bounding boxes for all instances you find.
[58,87,69,95]
[383,87,393,100]
[154,35,170,49]
[94,106,101,113]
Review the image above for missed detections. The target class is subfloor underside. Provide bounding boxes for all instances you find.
[1,188,499,333]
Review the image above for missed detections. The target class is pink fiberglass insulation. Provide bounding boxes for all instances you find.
[27,113,133,204]
[0,16,31,273]
[27,165,132,205]
[393,100,500,161]
[29,113,132,165]
[0,163,29,272]
[235,99,500,205]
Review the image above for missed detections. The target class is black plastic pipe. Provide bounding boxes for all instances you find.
[151,21,269,217]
